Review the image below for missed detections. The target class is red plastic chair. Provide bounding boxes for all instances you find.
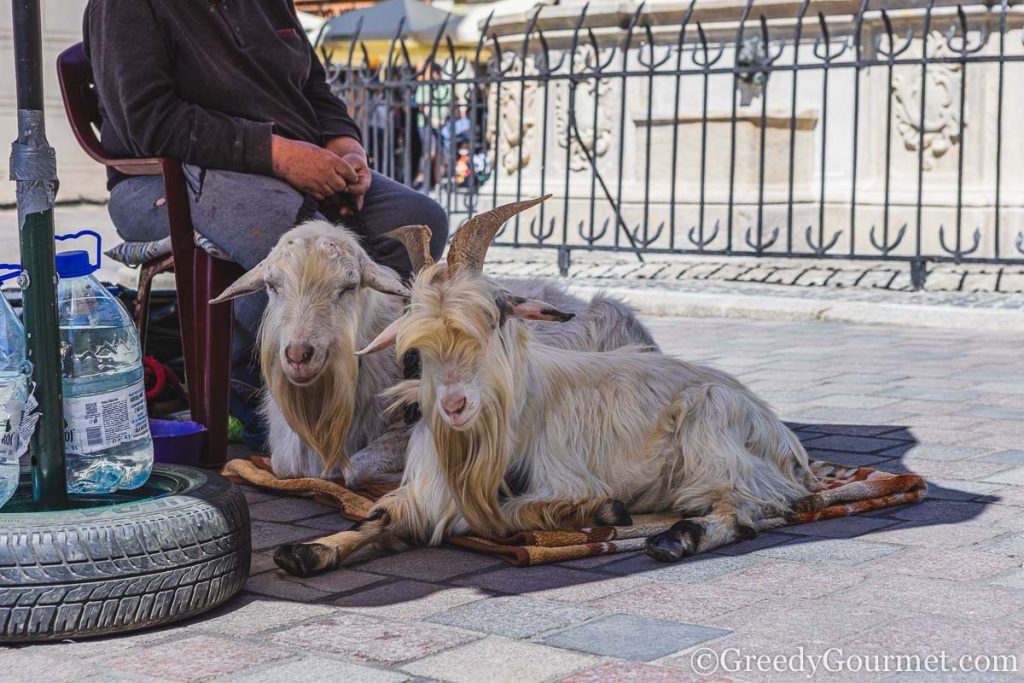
[57,42,242,468]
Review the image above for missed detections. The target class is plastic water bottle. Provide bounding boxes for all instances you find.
[0,265,27,507]
[56,231,153,493]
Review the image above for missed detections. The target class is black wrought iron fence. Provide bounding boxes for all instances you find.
[323,1,1024,287]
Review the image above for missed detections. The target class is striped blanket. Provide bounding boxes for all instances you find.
[223,456,925,566]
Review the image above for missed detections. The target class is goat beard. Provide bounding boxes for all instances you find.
[262,340,357,479]
[427,389,514,538]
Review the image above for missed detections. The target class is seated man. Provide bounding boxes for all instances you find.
[84,0,448,447]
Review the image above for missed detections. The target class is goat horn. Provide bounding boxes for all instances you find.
[447,195,551,275]
[382,225,435,274]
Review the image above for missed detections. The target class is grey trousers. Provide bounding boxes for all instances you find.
[108,165,449,363]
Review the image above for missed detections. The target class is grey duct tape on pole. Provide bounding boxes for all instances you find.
[11,109,58,224]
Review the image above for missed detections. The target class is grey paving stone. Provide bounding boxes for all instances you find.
[426,595,601,638]
[601,552,759,584]
[785,515,899,538]
[332,580,491,620]
[800,423,908,438]
[924,479,1005,501]
[402,636,599,683]
[588,581,765,623]
[883,444,993,462]
[957,405,1024,421]
[557,661,703,683]
[249,552,278,576]
[839,615,1024,659]
[806,449,893,467]
[974,531,1024,557]
[867,547,1019,581]
[294,513,355,531]
[282,567,386,595]
[199,598,338,636]
[353,547,504,582]
[247,496,333,522]
[248,520,320,550]
[708,560,867,599]
[983,466,1024,486]
[232,656,410,683]
[709,597,893,646]
[270,611,481,665]
[710,531,795,556]
[759,538,903,566]
[833,574,1024,622]
[103,635,294,682]
[801,434,912,454]
[454,565,629,597]
[989,569,1024,589]
[244,572,331,601]
[977,450,1024,465]
[540,614,730,661]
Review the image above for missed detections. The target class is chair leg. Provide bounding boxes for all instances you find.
[194,253,244,469]
[135,253,175,354]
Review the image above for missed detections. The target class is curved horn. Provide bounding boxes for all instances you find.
[210,262,267,304]
[447,195,551,275]
[382,224,435,274]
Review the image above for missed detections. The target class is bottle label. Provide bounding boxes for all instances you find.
[0,377,28,464]
[64,379,150,455]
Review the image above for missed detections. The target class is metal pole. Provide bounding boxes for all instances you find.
[11,0,67,508]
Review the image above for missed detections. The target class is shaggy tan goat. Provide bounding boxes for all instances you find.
[273,200,814,577]
[213,201,656,487]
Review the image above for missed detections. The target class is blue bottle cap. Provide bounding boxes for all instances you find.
[55,250,97,278]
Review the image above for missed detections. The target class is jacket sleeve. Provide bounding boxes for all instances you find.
[84,0,274,174]
[293,9,363,144]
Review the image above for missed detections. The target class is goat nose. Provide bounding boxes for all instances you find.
[441,394,467,417]
[285,343,315,367]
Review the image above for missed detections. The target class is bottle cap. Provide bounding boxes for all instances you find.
[55,250,97,278]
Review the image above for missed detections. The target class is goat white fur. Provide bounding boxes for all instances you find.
[213,217,657,487]
[272,204,814,577]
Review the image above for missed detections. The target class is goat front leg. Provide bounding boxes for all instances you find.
[273,492,409,577]
[344,422,411,488]
[504,496,633,532]
[645,499,758,562]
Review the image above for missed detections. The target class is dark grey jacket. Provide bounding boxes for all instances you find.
[84,0,361,188]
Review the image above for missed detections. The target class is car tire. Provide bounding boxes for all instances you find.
[0,464,250,642]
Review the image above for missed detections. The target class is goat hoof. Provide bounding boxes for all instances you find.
[594,499,633,526]
[274,543,335,577]
[790,495,819,514]
[644,520,704,563]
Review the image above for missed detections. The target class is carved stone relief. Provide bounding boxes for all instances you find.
[488,54,538,174]
[554,44,614,172]
[892,30,962,171]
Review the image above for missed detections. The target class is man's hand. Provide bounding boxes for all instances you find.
[271,135,358,201]
[326,136,371,212]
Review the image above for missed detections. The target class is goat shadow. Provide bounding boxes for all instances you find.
[298,420,1004,607]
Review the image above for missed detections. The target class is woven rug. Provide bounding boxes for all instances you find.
[223,456,926,566]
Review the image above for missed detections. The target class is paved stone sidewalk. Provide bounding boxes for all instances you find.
[5,315,1024,682]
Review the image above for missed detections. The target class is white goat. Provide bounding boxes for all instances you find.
[213,201,656,487]
[272,200,814,577]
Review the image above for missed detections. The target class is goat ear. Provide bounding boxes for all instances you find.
[361,256,411,298]
[507,296,575,323]
[355,315,405,355]
[209,263,266,304]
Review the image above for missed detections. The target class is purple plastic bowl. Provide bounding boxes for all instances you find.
[150,419,206,467]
